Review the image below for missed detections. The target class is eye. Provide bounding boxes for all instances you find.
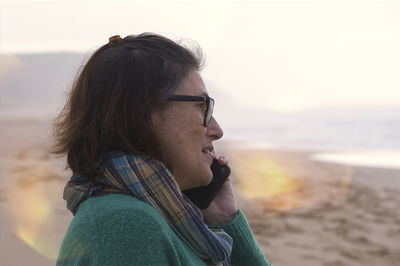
[199,103,205,109]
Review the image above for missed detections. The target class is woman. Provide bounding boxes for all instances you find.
[54,33,271,266]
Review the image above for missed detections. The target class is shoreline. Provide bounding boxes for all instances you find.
[219,140,400,170]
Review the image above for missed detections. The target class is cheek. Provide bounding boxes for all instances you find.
[176,122,205,156]
[188,118,206,150]
[174,118,206,169]
[161,113,203,161]
[165,112,210,189]
[173,110,204,148]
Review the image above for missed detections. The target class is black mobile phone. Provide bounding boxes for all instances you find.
[182,159,231,209]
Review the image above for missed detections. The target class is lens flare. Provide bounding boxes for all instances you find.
[236,158,299,198]
[230,149,353,213]
[9,164,61,261]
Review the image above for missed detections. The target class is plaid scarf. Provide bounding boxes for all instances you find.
[63,151,233,265]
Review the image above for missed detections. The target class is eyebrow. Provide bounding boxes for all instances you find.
[199,92,209,97]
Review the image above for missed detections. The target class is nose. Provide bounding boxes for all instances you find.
[206,116,223,140]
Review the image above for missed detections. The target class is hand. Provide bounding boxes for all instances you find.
[201,155,238,226]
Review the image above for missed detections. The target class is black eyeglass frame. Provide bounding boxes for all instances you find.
[167,95,214,127]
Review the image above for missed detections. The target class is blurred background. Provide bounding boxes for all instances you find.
[1,0,399,265]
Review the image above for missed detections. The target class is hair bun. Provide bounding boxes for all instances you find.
[108,35,123,46]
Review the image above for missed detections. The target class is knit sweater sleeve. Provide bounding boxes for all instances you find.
[217,209,272,266]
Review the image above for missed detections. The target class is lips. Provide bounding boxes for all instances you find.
[202,146,216,159]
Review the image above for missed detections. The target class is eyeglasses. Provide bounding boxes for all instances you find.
[167,95,214,127]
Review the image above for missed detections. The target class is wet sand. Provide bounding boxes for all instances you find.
[1,118,399,266]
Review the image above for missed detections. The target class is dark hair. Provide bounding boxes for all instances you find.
[52,33,204,181]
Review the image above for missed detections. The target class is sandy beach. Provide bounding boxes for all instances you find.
[1,118,399,266]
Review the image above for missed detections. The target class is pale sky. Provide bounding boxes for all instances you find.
[1,0,400,111]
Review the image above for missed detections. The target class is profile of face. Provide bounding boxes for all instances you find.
[151,70,224,191]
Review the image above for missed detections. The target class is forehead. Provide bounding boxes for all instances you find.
[175,70,208,96]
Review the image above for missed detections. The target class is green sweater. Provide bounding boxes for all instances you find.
[57,194,272,266]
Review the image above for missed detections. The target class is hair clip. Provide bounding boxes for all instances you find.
[108,35,123,46]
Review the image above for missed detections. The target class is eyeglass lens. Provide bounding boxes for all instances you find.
[205,98,214,126]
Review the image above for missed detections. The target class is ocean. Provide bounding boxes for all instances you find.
[1,53,399,169]
[219,106,400,169]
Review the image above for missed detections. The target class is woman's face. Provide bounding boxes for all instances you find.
[152,70,224,191]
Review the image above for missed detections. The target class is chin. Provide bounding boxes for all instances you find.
[180,158,213,190]
[200,167,213,186]
[199,154,214,185]
[187,166,213,190]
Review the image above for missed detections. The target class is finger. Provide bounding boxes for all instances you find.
[217,155,228,165]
